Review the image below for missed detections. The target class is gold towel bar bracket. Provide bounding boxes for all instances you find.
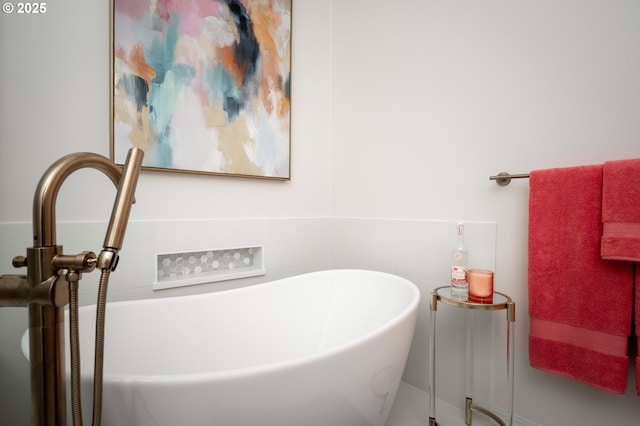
[489,172,530,186]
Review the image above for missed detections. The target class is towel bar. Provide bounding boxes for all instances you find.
[489,172,530,186]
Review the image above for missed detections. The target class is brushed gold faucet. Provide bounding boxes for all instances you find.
[0,148,144,425]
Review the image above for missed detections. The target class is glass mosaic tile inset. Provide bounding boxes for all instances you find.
[155,246,265,290]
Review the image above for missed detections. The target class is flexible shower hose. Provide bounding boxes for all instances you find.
[92,268,111,426]
[68,274,83,426]
[69,268,111,426]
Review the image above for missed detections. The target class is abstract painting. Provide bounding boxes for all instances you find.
[111,0,291,179]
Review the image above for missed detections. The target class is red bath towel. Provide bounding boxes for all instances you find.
[600,158,640,395]
[601,158,640,262]
[528,164,634,394]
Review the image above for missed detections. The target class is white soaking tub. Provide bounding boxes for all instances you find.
[23,269,420,426]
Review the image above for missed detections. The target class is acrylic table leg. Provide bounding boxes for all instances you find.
[428,291,438,425]
[505,301,516,426]
[465,310,473,425]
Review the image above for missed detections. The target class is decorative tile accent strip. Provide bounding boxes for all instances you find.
[154,246,265,290]
[158,248,255,279]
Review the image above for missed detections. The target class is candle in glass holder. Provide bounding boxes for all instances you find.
[468,269,494,303]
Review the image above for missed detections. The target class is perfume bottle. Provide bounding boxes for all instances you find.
[450,222,469,296]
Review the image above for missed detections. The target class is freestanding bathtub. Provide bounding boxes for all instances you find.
[22,269,420,426]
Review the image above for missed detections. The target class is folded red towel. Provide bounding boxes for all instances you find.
[601,158,640,262]
[528,164,634,394]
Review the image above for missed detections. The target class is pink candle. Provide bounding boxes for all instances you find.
[468,269,494,303]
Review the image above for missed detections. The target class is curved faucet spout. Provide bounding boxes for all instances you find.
[32,152,123,248]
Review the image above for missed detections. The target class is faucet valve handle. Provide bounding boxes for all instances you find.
[52,251,98,274]
[12,256,27,268]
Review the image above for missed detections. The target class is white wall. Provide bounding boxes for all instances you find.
[1,0,640,425]
[331,0,640,425]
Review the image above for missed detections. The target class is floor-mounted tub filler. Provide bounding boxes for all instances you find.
[1,148,144,425]
[23,269,420,426]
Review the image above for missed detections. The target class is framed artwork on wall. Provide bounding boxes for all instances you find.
[110,0,292,180]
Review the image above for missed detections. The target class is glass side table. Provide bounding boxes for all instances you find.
[428,286,515,426]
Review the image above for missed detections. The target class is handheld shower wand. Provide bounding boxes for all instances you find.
[97,148,144,271]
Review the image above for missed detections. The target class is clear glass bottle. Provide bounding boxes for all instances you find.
[450,222,469,296]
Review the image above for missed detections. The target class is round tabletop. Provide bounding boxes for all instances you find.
[434,286,513,311]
